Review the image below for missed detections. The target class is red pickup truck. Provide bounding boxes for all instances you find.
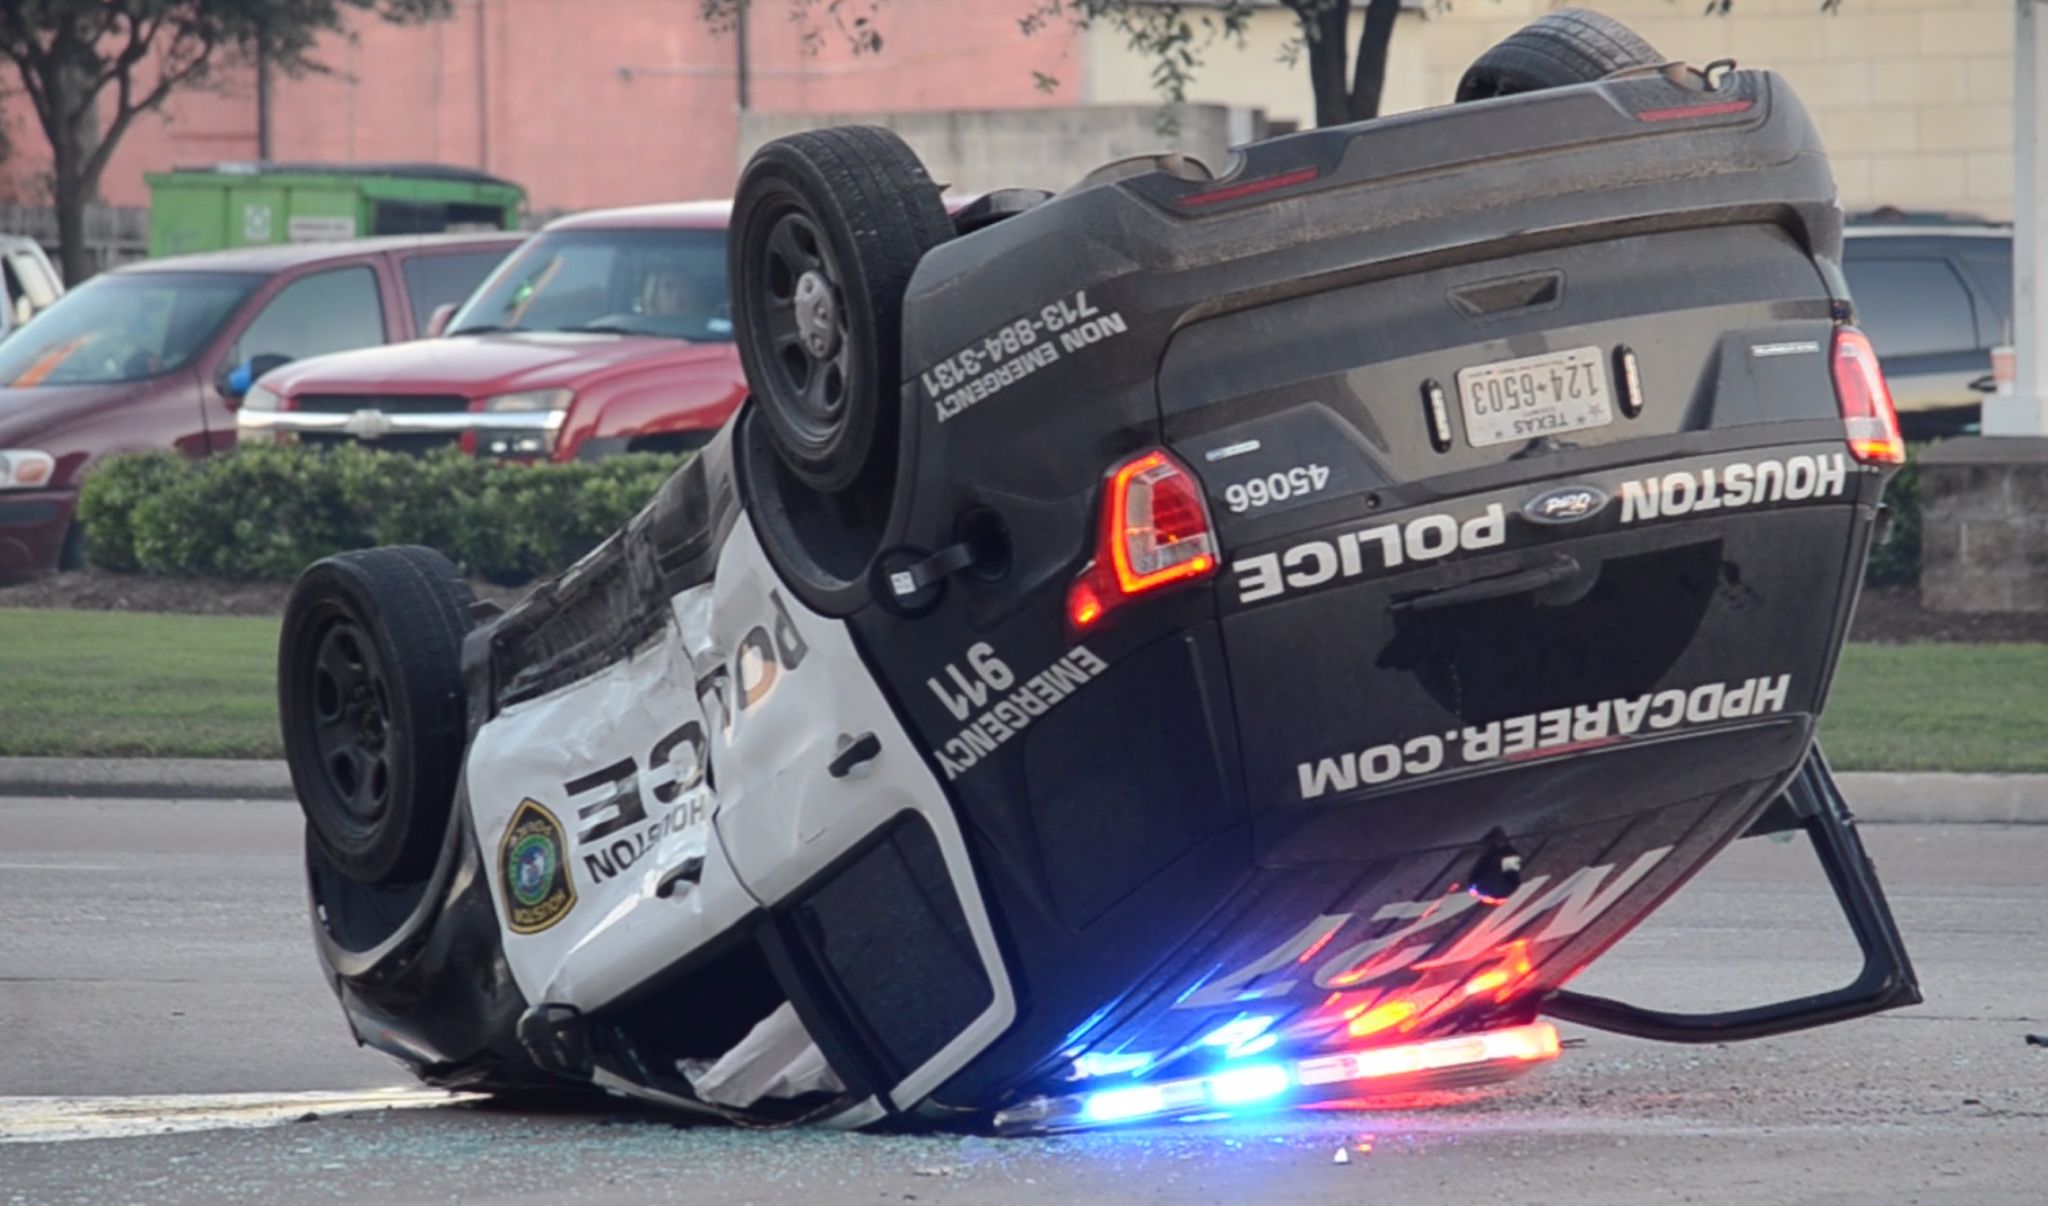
[238,203,746,461]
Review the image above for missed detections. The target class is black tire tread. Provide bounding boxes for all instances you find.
[733,124,951,494]
[1456,9,1663,102]
[280,546,473,883]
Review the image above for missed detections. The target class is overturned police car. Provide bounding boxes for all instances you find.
[277,10,1920,1134]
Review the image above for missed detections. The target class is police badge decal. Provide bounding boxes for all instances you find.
[499,799,576,934]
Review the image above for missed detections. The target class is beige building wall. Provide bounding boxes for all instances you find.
[1080,7,1431,136]
[1085,1,2015,219]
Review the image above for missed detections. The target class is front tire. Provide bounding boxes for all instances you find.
[730,126,953,497]
[279,546,474,884]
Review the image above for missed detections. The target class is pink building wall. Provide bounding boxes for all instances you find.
[0,0,1083,212]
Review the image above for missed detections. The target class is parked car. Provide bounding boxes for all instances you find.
[0,232,520,581]
[238,203,746,462]
[0,235,63,340]
[1842,221,2010,438]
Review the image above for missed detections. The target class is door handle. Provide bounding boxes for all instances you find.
[828,732,882,779]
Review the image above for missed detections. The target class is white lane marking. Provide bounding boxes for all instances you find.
[0,1088,478,1144]
[0,862,124,871]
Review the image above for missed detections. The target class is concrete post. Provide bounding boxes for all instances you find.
[1993,0,2048,435]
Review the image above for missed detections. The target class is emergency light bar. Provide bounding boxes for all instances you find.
[991,1021,1561,1135]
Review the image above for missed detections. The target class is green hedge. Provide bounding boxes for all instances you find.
[1865,449,1920,587]
[76,441,1925,588]
[77,445,686,583]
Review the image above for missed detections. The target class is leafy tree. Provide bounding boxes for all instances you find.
[0,0,450,282]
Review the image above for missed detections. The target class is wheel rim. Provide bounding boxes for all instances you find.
[754,207,853,445]
[305,613,395,839]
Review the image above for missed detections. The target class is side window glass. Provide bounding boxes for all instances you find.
[234,265,385,365]
[1840,257,1978,359]
[400,249,511,328]
[1959,245,2013,346]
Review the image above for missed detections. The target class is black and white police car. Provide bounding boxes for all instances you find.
[278,11,1920,1134]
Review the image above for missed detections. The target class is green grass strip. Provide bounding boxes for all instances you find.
[0,609,282,759]
[0,608,2042,771]
[1821,642,2048,774]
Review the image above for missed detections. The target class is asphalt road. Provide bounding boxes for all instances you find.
[1,796,2043,1205]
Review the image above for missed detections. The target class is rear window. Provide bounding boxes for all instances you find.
[400,248,512,328]
[1841,257,1979,358]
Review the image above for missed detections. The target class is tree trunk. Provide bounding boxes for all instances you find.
[1346,0,1404,122]
[1296,0,1352,129]
[52,164,88,285]
[48,62,102,284]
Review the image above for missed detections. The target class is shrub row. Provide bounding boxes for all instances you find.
[75,441,1927,588]
[1865,450,1920,587]
[77,445,687,583]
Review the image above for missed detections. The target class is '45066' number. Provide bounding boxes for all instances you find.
[1225,464,1330,514]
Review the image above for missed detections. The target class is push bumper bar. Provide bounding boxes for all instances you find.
[1543,747,1922,1043]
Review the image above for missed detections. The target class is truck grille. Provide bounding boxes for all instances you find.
[291,394,471,454]
[294,394,470,415]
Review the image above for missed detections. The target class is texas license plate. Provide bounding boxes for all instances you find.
[1456,347,1614,448]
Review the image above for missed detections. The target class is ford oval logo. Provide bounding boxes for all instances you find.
[1522,484,1610,525]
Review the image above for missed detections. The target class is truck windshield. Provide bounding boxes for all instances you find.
[0,271,259,387]
[447,227,730,342]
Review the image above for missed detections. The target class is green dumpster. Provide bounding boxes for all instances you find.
[145,162,526,257]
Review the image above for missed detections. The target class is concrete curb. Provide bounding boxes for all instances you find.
[0,759,2043,821]
[0,757,293,800]
[1835,772,2048,825]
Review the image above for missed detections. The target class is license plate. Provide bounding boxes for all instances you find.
[1456,347,1614,448]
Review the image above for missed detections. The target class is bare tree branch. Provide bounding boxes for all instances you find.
[0,0,454,280]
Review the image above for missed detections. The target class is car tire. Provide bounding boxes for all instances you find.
[57,522,85,572]
[279,546,474,884]
[731,125,953,497]
[1455,9,1664,103]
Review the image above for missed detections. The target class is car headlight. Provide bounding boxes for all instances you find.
[236,383,288,445]
[0,449,56,491]
[480,389,572,456]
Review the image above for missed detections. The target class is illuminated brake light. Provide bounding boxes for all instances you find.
[1067,449,1219,633]
[1831,327,1905,466]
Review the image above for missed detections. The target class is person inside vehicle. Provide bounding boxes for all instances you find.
[637,260,730,338]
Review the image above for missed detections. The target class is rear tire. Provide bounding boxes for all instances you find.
[56,522,85,572]
[731,126,953,497]
[279,546,474,885]
[1455,9,1664,103]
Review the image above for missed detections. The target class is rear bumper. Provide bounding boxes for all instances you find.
[904,438,1888,1107]
[0,488,74,582]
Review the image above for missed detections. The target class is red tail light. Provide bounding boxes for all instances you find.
[1067,449,1219,632]
[1831,327,1905,466]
